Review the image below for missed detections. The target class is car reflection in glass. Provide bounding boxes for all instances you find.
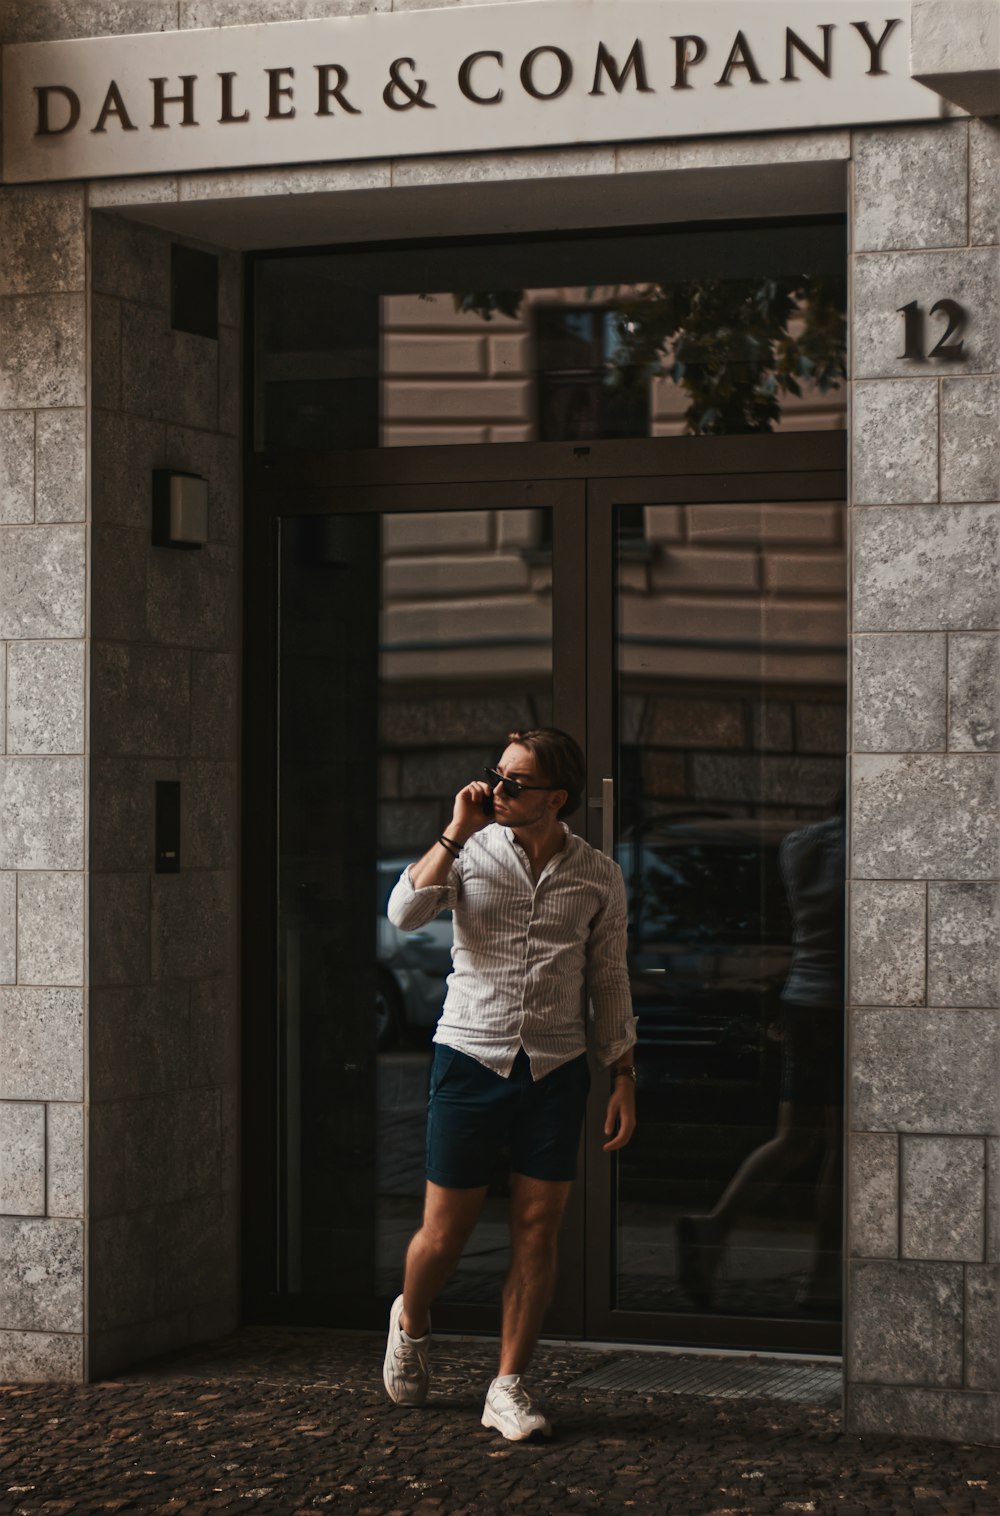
[618,813,794,1084]
[376,820,794,1068]
[377,859,453,1051]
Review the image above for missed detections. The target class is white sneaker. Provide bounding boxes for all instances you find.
[481,1375,552,1441]
[382,1294,430,1406]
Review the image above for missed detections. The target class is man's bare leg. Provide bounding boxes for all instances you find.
[402,1179,488,1337]
[497,1173,573,1377]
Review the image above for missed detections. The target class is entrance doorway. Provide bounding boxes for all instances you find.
[242,431,846,1355]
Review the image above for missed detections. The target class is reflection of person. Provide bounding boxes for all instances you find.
[383,728,637,1441]
[676,801,846,1313]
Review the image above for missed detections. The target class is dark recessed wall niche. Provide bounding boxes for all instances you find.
[171,242,219,339]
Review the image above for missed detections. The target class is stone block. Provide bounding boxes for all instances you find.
[121,302,218,431]
[847,1259,963,1385]
[0,1330,82,1383]
[852,124,968,252]
[990,1138,1000,1262]
[87,1100,128,1218]
[847,1383,997,1442]
[853,382,938,505]
[379,800,440,852]
[855,505,1000,634]
[47,1102,83,1218]
[88,1314,190,1382]
[902,1135,985,1261]
[750,701,793,752]
[795,702,847,755]
[400,747,486,800]
[91,528,149,644]
[155,1193,237,1315]
[91,643,190,758]
[92,410,167,529]
[0,641,4,752]
[146,543,238,650]
[35,410,86,523]
[643,506,684,544]
[89,983,189,1104]
[381,694,532,748]
[179,161,391,201]
[0,410,34,523]
[763,551,846,595]
[90,874,150,986]
[384,511,491,554]
[90,757,179,872]
[642,696,745,750]
[220,1086,238,1193]
[852,753,999,880]
[385,554,529,599]
[0,186,85,296]
[91,295,121,412]
[0,872,14,985]
[687,502,842,546]
[0,987,83,1101]
[179,762,238,871]
[0,1218,83,1331]
[849,881,925,1007]
[966,1265,1000,1390]
[218,326,241,438]
[91,213,170,310]
[3,0,178,40]
[6,641,85,754]
[89,1212,159,1333]
[853,247,999,381]
[848,1132,899,1259]
[17,872,84,986]
[949,635,1000,752]
[928,883,1000,1008]
[89,178,179,209]
[851,1007,1000,1134]
[971,118,1000,246]
[692,753,843,808]
[191,653,239,761]
[640,750,687,798]
[941,376,1000,504]
[218,251,242,330]
[151,872,236,981]
[181,0,385,22]
[0,1101,45,1214]
[650,548,759,593]
[163,427,240,546]
[0,294,86,409]
[0,525,86,639]
[852,634,946,752]
[393,146,616,190]
[189,976,238,1089]
[0,757,85,869]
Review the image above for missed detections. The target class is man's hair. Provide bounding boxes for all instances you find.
[506,728,585,819]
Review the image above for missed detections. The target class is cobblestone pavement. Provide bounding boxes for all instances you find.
[1,1330,998,1516]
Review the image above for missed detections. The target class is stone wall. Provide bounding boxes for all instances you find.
[846,118,1000,1443]
[87,214,242,1376]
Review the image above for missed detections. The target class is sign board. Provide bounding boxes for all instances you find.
[2,0,944,185]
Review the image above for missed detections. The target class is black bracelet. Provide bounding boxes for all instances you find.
[438,834,462,856]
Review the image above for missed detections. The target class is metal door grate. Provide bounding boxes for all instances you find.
[573,1355,841,1407]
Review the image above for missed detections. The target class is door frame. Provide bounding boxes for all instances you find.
[242,432,847,1348]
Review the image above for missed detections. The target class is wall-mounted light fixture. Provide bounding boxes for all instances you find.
[152,469,209,550]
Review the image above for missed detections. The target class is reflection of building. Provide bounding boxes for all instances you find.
[0,0,998,1448]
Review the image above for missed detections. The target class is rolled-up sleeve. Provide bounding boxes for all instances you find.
[587,866,638,1067]
[386,862,460,930]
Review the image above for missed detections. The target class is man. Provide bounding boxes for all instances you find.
[383,727,637,1442]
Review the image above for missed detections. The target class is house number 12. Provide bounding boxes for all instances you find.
[897,299,967,362]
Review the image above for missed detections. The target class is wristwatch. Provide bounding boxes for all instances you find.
[614,1064,637,1084]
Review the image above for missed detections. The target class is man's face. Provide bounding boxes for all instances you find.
[492,744,561,827]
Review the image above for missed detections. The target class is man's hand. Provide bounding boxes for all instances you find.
[452,779,493,837]
[602,1077,637,1152]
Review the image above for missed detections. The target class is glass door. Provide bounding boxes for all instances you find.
[584,454,847,1354]
[243,472,588,1332]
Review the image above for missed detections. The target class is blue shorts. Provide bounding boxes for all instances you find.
[425,1045,590,1189]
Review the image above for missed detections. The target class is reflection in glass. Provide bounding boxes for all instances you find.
[254,223,847,452]
[277,508,553,1309]
[614,499,847,1322]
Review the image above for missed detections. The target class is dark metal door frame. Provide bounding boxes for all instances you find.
[242,433,846,1350]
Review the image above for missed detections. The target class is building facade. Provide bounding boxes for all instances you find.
[0,0,998,1444]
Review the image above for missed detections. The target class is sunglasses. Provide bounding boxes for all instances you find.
[483,766,562,799]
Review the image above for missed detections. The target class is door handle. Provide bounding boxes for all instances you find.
[602,777,614,858]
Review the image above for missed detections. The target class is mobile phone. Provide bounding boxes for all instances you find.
[481,790,495,818]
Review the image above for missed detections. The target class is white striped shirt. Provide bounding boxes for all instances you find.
[386,822,638,1079]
